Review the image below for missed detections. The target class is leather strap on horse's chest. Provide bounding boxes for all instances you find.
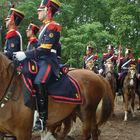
[0,63,17,108]
[0,83,16,108]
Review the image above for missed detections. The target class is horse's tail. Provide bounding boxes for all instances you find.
[96,75,114,126]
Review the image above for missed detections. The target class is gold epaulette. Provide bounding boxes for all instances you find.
[40,44,52,49]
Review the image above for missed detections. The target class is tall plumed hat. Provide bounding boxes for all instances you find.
[5,8,25,26]
[125,48,132,55]
[27,23,40,35]
[38,0,61,16]
[86,45,93,51]
[107,44,114,50]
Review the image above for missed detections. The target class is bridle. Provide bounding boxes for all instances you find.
[0,61,19,107]
[105,62,113,76]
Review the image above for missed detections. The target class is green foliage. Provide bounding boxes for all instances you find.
[61,22,115,67]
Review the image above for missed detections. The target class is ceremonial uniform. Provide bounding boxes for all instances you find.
[83,45,99,71]
[99,45,117,73]
[26,23,39,51]
[26,37,38,51]
[117,49,135,93]
[13,0,61,131]
[26,20,61,84]
[100,53,117,71]
[4,8,24,59]
[56,42,61,63]
[83,54,98,70]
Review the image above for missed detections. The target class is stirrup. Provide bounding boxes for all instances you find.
[33,119,44,132]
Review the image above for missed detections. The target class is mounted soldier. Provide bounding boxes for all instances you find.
[83,44,98,73]
[26,23,39,51]
[117,48,136,95]
[13,0,61,131]
[99,44,117,75]
[4,8,24,60]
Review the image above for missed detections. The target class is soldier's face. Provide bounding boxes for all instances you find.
[38,9,47,21]
[5,18,15,29]
[26,29,32,38]
[108,49,113,54]
[5,19,10,28]
[86,50,93,55]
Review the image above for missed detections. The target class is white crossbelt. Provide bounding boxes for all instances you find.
[121,59,132,69]
[106,55,114,61]
[16,31,23,51]
[85,55,94,64]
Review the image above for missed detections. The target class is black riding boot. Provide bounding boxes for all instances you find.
[33,84,48,131]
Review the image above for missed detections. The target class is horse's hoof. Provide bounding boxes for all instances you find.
[123,119,127,122]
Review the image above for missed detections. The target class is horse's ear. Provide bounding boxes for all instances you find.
[130,64,136,69]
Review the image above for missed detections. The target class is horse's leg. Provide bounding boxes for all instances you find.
[130,90,136,117]
[91,114,99,140]
[82,108,92,140]
[124,90,129,121]
[58,117,73,140]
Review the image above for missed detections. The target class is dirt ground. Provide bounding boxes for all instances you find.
[65,95,140,140]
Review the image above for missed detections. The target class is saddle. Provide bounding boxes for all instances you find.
[18,60,83,108]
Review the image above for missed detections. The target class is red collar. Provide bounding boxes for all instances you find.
[29,37,38,43]
[6,29,18,39]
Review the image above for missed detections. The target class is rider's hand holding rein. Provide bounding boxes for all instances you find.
[13,51,26,61]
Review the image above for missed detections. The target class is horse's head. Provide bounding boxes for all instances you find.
[104,60,113,79]
[86,59,94,71]
[128,65,136,87]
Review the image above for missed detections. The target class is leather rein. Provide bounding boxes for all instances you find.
[0,61,20,108]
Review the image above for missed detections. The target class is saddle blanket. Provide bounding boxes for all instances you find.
[47,74,83,104]
[22,73,83,108]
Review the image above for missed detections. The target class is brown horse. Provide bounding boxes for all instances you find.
[0,53,113,140]
[123,65,136,121]
[104,60,117,98]
[104,60,117,115]
[85,59,99,74]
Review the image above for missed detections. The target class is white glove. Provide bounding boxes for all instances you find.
[4,50,7,53]
[99,69,103,74]
[13,51,26,61]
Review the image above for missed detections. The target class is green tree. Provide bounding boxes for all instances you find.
[61,22,115,67]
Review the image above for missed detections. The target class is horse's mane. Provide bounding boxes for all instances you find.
[0,53,13,78]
